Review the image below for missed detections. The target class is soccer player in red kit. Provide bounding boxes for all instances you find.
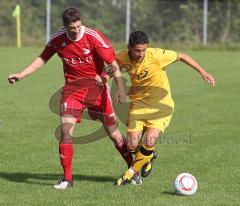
[8,7,138,189]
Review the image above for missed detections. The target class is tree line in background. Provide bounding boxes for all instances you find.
[0,0,240,48]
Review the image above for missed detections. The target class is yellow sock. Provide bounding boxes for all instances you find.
[123,168,135,180]
[132,144,155,172]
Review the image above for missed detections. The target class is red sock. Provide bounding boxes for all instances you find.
[115,138,133,168]
[59,143,73,182]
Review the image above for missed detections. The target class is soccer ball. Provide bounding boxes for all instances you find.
[173,173,198,196]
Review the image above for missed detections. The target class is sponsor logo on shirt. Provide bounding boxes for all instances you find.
[136,69,148,80]
[63,56,93,65]
[83,48,90,55]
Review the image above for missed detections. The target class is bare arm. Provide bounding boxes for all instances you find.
[109,60,126,103]
[8,56,46,84]
[95,62,126,103]
[177,53,215,86]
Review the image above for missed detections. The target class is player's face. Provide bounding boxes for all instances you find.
[66,20,82,41]
[128,44,148,62]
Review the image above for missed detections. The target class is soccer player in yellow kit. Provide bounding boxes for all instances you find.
[115,31,215,186]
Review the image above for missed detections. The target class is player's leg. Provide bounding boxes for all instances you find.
[115,130,143,186]
[54,115,76,189]
[140,113,173,177]
[131,128,159,171]
[138,128,157,177]
[140,128,160,177]
[104,123,134,169]
[54,92,83,190]
[95,86,134,169]
[115,128,161,186]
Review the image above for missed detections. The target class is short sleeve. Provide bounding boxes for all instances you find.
[39,44,56,62]
[151,48,177,69]
[116,53,122,65]
[90,31,116,64]
[95,46,116,64]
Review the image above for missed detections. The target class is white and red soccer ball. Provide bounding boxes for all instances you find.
[173,173,198,196]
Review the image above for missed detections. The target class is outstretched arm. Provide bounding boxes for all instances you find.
[8,56,46,84]
[178,53,215,86]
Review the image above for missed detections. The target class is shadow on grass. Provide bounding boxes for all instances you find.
[0,172,116,186]
[162,191,180,196]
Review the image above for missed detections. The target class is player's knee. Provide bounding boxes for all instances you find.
[108,128,122,144]
[105,124,118,135]
[128,145,139,153]
[109,130,119,139]
[127,137,139,151]
[111,135,124,148]
[128,144,139,152]
[145,136,157,148]
[60,135,73,144]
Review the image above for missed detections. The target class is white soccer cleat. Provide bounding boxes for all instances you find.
[54,179,73,189]
[131,173,143,185]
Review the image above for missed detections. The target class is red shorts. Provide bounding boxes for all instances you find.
[60,82,117,126]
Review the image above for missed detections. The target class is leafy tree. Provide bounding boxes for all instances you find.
[0,0,240,47]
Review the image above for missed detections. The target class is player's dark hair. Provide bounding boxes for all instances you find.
[62,7,82,26]
[128,31,149,46]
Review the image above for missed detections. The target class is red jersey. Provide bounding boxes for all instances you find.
[40,26,115,83]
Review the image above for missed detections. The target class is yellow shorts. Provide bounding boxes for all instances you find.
[127,105,173,133]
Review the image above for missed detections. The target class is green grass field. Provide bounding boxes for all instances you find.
[0,47,240,206]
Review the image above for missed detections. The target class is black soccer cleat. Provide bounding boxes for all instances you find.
[141,151,158,178]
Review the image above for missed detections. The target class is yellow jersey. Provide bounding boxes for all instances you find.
[117,48,177,109]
